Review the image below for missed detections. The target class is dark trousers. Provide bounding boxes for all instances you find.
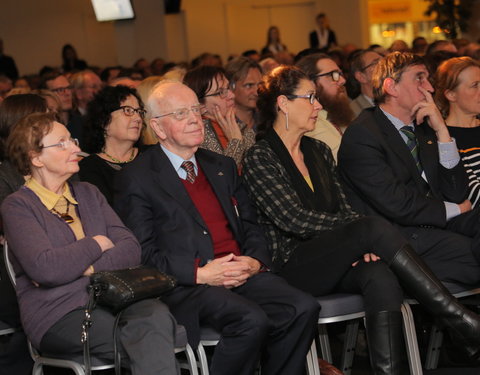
[279,216,406,315]
[398,207,480,285]
[168,272,319,375]
[40,299,178,375]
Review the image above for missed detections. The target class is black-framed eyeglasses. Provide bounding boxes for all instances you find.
[286,92,318,105]
[42,138,79,150]
[313,70,344,82]
[152,105,207,121]
[115,106,147,118]
[202,87,230,99]
[361,59,380,72]
[51,86,72,94]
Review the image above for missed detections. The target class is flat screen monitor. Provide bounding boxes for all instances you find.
[91,0,135,22]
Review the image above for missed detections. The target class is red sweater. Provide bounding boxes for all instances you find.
[181,166,240,259]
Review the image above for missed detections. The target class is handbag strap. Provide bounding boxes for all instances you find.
[82,285,97,375]
[83,285,123,375]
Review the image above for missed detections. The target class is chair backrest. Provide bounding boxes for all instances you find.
[3,241,16,287]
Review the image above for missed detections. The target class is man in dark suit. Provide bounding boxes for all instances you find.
[114,81,319,375]
[338,51,480,285]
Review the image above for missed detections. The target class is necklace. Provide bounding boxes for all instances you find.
[102,148,136,164]
[51,200,74,224]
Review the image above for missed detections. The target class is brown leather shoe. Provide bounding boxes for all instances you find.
[318,359,344,375]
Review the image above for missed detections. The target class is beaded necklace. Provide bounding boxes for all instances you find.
[102,148,136,164]
[51,200,74,224]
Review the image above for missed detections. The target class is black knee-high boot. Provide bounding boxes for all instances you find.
[365,311,407,375]
[390,245,480,358]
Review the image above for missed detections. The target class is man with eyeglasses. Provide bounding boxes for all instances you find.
[296,52,355,161]
[40,72,84,145]
[114,81,319,375]
[348,49,382,118]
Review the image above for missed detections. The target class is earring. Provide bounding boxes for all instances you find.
[285,112,289,130]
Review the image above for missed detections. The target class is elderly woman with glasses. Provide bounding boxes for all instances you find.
[79,85,145,205]
[1,112,178,374]
[183,66,255,167]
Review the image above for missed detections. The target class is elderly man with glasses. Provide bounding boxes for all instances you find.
[114,80,320,375]
[296,53,355,162]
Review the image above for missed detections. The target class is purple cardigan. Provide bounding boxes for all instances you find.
[1,181,141,348]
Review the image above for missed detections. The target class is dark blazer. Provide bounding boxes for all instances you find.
[338,106,468,228]
[309,29,337,49]
[114,145,272,285]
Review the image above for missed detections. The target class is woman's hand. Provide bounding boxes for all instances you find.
[352,253,381,267]
[93,235,114,252]
[213,105,242,141]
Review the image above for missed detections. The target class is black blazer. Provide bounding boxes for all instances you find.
[338,106,468,228]
[309,29,337,49]
[114,145,271,286]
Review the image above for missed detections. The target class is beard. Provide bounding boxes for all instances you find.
[316,86,355,129]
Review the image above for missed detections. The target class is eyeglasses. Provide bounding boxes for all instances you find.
[43,138,79,150]
[203,87,230,99]
[361,59,380,72]
[313,70,344,82]
[116,106,147,118]
[286,92,318,105]
[51,86,72,94]
[152,105,207,121]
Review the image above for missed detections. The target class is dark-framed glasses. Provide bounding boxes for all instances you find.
[286,92,318,105]
[116,105,147,118]
[313,70,344,82]
[42,138,79,150]
[203,87,230,99]
[361,58,380,72]
[152,105,207,121]
[51,86,72,94]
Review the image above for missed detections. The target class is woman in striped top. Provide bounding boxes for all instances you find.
[435,56,480,207]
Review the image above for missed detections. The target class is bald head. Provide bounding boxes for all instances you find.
[148,82,204,159]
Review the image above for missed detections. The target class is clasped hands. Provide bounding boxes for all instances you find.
[196,253,261,288]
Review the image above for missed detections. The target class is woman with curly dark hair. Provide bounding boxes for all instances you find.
[79,85,145,205]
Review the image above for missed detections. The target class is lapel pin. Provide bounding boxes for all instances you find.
[218,172,224,176]
[427,140,433,144]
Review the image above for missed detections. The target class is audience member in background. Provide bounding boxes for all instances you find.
[79,85,144,205]
[133,58,151,77]
[70,70,103,116]
[61,44,87,72]
[0,39,18,81]
[242,64,480,374]
[261,26,287,56]
[453,38,471,56]
[424,50,458,76]
[150,58,165,76]
[225,57,263,130]
[13,77,30,90]
[5,88,30,97]
[435,57,480,208]
[32,89,62,116]
[184,66,255,167]
[191,53,221,68]
[0,94,48,204]
[2,112,178,374]
[349,49,382,118]
[296,52,354,161]
[389,39,409,53]
[412,36,428,55]
[100,66,122,85]
[137,75,165,145]
[259,57,279,75]
[369,44,388,57]
[309,13,337,50]
[0,75,13,103]
[241,49,261,62]
[426,40,458,55]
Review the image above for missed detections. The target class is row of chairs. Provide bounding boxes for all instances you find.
[3,240,479,375]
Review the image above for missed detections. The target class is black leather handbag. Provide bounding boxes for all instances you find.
[82,266,176,375]
[89,266,177,314]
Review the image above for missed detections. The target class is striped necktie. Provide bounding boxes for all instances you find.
[181,161,196,183]
[400,126,422,174]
